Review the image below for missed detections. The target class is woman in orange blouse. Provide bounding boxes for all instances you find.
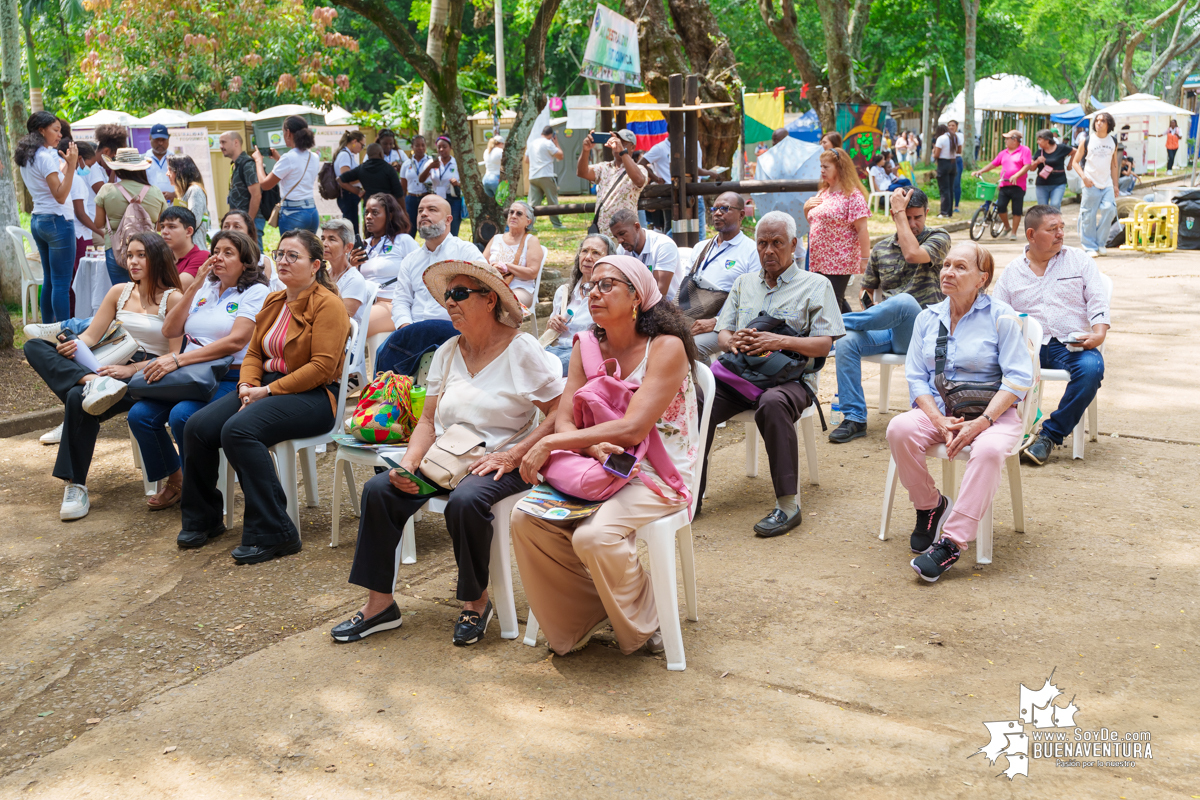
[178,229,351,564]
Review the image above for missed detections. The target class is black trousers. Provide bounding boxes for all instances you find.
[1167,148,1177,171]
[337,190,360,235]
[823,274,852,315]
[936,161,956,216]
[24,339,142,485]
[348,468,530,601]
[181,374,335,546]
[697,379,814,514]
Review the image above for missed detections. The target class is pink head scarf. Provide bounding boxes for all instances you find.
[592,255,662,311]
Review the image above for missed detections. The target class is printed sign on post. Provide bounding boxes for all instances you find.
[581,6,642,88]
[167,127,219,229]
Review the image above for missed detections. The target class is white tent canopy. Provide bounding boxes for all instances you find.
[1086,93,1193,172]
[135,109,192,126]
[252,104,325,120]
[189,108,256,122]
[72,109,139,127]
[323,105,353,125]
[939,74,1059,126]
[1085,93,1193,120]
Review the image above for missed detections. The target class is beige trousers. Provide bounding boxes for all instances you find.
[511,481,687,656]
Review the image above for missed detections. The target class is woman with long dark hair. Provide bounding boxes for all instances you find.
[252,115,320,234]
[350,192,417,336]
[511,254,700,658]
[168,154,209,249]
[178,229,350,564]
[24,232,184,521]
[16,111,79,322]
[127,230,269,511]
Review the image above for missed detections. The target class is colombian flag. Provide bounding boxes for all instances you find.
[624,92,668,152]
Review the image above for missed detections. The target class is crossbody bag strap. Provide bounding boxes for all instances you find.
[283,153,312,201]
[934,320,949,377]
[590,170,629,229]
[432,336,461,434]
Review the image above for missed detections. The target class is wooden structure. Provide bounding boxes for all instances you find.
[531,73,818,247]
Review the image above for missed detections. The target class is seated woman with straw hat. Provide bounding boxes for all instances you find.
[332,260,564,647]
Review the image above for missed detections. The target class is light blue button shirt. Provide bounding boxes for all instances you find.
[905,293,1034,414]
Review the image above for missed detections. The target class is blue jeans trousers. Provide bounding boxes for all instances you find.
[279,203,320,235]
[1036,184,1067,209]
[104,248,130,286]
[836,293,922,423]
[376,320,459,377]
[1038,340,1104,445]
[954,155,964,208]
[1078,185,1116,252]
[31,213,76,323]
[127,377,240,482]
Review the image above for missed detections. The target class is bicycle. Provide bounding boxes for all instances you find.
[969,179,1007,241]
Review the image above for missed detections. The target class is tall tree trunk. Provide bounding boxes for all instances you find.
[0,93,22,310]
[0,0,25,212]
[418,0,450,138]
[1120,0,1188,95]
[19,15,40,112]
[959,0,978,170]
[665,0,744,169]
[757,0,835,131]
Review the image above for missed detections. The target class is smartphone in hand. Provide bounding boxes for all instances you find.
[602,452,638,479]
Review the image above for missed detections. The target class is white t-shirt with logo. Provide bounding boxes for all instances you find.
[335,266,374,327]
[359,234,419,301]
[618,228,682,302]
[527,137,560,181]
[644,139,703,182]
[271,148,320,202]
[691,232,761,292]
[185,281,270,365]
[1081,132,1117,190]
[400,155,432,195]
[427,158,460,199]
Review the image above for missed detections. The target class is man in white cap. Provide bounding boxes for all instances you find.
[576,128,647,236]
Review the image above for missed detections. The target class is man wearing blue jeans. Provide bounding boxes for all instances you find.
[994,205,1110,465]
[829,188,951,443]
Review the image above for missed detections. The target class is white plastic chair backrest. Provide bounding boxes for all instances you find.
[326,319,361,436]
[1013,314,1044,453]
[7,226,41,282]
[352,281,379,360]
[677,246,695,275]
[688,362,717,520]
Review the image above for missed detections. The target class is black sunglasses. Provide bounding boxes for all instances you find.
[444,286,490,303]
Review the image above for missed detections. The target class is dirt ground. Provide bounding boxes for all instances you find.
[0,199,1197,798]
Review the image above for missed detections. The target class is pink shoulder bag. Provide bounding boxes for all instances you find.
[541,332,691,504]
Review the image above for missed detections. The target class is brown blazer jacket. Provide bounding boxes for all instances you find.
[240,281,350,413]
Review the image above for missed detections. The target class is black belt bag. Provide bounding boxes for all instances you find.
[933,320,999,420]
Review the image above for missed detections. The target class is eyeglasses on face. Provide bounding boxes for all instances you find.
[581,277,633,295]
[444,286,491,303]
[272,250,307,264]
[711,204,739,214]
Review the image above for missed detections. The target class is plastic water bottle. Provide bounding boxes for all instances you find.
[410,386,427,420]
[830,394,843,427]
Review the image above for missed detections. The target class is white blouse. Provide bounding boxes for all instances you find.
[272,148,319,202]
[359,234,418,300]
[549,282,593,349]
[185,281,270,364]
[426,333,565,452]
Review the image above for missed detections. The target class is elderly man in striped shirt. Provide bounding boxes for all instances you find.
[993,205,1111,465]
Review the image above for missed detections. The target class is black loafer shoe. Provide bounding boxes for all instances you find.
[231,537,302,565]
[828,419,867,443]
[1022,433,1054,466]
[453,600,493,646]
[177,523,226,549]
[753,507,802,537]
[331,602,403,643]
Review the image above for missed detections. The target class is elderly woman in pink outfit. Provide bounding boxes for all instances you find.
[511,255,701,658]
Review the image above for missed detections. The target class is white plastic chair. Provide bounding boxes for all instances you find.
[878,316,1043,565]
[7,226,43,325]
[527,267,544,337]
[128,424,233,528]
[861,352,908,413]
[347,282,379,388]
[269,319,363,539]
[866,175,890,215]
[736,373,821,485]
[1036,273,1112,460]
[523,362,717,671]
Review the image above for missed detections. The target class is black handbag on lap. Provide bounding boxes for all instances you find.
[933,321,1000,420]
[127,336,234,404]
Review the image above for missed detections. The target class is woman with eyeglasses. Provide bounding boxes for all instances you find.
[545,234,615,373]
[177,229,350,564]
[481,200,544,308]
[332,260,564,646]
[511,255,700,659]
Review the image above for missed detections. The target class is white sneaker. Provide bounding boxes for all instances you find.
[60,484,90,521]
[81,376,128,416]
[1098,246,1107,256]
[40,423,63,445]
[23,321,64,342]
[1083,249,1099,258]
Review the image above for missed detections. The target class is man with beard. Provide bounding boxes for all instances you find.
[375,195,485,376]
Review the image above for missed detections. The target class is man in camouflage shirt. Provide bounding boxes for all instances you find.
[829,187,951,443]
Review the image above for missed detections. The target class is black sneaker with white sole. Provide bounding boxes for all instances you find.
[910,538,961,582]
[331,602,403,642]
[828,419,867,443]
[453,600,493,646]
[1022,433,1054,466]
[910,494,953,554]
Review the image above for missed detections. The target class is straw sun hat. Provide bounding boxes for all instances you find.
[423,259,525,329]
[101,147,153,171]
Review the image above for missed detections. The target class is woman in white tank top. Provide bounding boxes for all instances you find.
[482,201,544,308]
[23,231,184,521]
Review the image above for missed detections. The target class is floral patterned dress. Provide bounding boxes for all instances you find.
[625,338,699,495]
[594,161,648,237]
[807,189,870,275]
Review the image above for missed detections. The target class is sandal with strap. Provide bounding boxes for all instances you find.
[147,480,183,511]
